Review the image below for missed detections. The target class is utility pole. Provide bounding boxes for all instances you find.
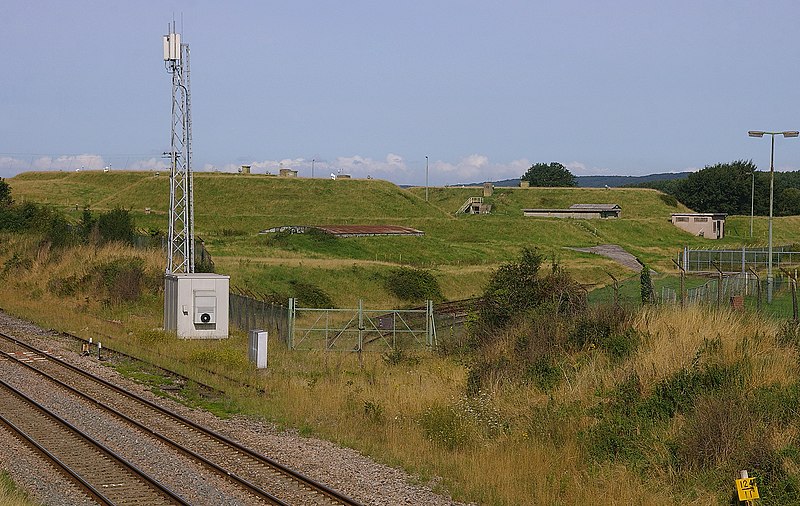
[425,155,429,202]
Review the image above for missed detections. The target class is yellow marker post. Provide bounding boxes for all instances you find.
[736,477,759,502]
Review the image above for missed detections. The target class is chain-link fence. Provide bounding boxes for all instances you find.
[229,290,288,344]
[679,246,800,273]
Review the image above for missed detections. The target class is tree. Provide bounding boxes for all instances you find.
[640,262,654,305]
[97,208,136,245]
[0,178,11,207]
[672,160,757,215]
[521,162,576,187]
[780,188,800,216]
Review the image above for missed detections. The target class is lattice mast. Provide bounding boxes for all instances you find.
[163,24,194,274]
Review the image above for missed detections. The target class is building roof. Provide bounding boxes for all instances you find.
[260,225,424,237]
[568,204,621,210]
[671,212,727,217]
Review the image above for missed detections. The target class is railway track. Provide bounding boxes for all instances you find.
[0,378,188,505]
[0,331,362,506]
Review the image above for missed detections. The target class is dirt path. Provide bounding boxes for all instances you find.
[567,244,641,271]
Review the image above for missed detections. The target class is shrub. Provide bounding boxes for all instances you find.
[84,257,159,303]
[97,208,136,245]
[0,178,12,207]
[476,248,585,332]
[289,280,334,308]
[659,193,679,207]
[384,267,443,302]
[381,346,420,366]
[568,304,639,361]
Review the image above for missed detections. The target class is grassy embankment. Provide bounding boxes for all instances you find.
[1,234,800,504]
[9,170,795,308]
[4,171,800,503]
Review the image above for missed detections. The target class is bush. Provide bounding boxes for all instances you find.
[289,280,334,308]
[476,248,585,332]
[84,257,159,303]
[0,178,12,207]
[568,304,639,360]
[658,193,679,207]
[383,267,443,302]
[97,208,136,245]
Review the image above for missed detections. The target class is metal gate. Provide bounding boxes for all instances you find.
[287,299,436,352]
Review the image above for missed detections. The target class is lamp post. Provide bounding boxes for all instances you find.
[748,130,799,303]
[425,156,429,202]
[749,170,755,239]
[311,158,315,178]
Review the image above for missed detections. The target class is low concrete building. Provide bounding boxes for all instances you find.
[279,168,298,177]
[522,203,621,219]
[671,212,727,239]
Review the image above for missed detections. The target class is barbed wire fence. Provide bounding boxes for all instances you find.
[228,288,289,344]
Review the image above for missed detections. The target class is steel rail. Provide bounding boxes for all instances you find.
[0,378,189,506]
[1,347,288,506]
[0,331,362,506]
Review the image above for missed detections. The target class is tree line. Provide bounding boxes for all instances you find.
[519,159,800,216]
[628,160,800,216]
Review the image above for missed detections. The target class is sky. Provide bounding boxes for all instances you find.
[2,0,800,186]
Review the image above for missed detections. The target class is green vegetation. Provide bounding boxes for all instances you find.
[520,161,577,187]
[632,159,800,217]
[0,472,35,506]
[6,171,800,504]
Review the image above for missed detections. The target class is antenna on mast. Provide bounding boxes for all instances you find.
[163,24,194,274]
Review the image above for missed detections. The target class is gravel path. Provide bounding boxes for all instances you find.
[568,243,643,271]
[0,311,471,506]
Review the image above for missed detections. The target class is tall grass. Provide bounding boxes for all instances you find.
[0,472,37,506]
[4,235,800,504]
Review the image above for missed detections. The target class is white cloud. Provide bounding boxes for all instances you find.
[0,152,658,185]
[128,158,169,171]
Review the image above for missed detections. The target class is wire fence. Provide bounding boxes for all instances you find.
[679,245,800,273]
[229,289,289,344]
[659,273,799,318]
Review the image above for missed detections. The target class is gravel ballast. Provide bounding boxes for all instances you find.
[0,311,472,506]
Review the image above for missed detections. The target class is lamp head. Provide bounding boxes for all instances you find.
[782,131,800,138]
[749,131,765,138]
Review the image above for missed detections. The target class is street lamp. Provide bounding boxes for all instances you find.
[425,156,429,202]
[747,169,755,239]
[748,130,799,303]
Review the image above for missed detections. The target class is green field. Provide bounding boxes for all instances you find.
[9,170,800,307]
[6,170,800,505]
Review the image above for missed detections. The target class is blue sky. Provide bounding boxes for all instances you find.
[2,1,799,185]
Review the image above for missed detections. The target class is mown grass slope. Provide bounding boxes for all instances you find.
[9,170,800,307]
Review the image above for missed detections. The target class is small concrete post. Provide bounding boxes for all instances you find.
[97,342,102,360]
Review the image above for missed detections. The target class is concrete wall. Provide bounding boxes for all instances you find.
[671,215,725,239]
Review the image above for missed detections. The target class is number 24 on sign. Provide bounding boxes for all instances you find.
[736,477,759,501]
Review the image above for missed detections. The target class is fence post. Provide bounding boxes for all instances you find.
[712,261,723,309]
[748,267,762,312]
[684,246,689,272]
[358,299,364,368]
[781,268,798,322]
[287,298,295,349]
[671,260,685,308]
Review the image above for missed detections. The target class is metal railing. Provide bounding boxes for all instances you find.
[287,298,436,352]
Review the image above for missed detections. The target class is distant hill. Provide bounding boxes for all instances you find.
[456,172,692,188]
